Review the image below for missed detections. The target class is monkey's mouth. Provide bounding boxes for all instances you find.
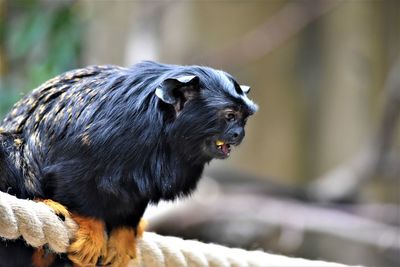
[204,139,232,159]
[215,140,231,157]
[204,138,236,159]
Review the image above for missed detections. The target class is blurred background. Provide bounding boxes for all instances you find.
[0,0,399,266]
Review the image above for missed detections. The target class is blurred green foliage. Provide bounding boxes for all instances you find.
[0,0,83,119]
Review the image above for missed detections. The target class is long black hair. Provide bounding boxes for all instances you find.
[1,61,257,227]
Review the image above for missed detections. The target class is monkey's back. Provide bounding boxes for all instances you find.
[0,65,127,195]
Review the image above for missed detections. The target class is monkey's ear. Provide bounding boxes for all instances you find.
[155,75,200,110]
[240,85,251,94]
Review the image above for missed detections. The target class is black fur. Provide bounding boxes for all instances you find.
[0,61,257,266]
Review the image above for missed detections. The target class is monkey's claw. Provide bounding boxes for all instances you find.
[67,215,107,267]
[101,220,146,267]
[39,199,70,222]
[101,227,136,267]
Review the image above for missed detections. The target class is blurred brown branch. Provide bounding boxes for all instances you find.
[191,0,342,67]
[334,203,400,226]
[375,57,400,174]
[149,192,400,253]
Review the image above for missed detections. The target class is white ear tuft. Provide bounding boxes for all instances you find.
[176,75,197,83]
[240,85,251,94]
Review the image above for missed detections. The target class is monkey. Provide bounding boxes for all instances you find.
[0,61,257,267]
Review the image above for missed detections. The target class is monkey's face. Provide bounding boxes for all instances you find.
[202,106,251,159]
[156,69,257,162]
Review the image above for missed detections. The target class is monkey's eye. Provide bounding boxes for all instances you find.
[225,112,236,122]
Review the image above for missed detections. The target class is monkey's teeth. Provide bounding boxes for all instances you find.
[216,140,225,146]
[215,142,231,156]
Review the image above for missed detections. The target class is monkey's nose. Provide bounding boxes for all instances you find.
[228,129,243,144]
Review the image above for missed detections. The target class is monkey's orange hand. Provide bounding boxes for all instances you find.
[67,215,107,267]
[101,220,147,267]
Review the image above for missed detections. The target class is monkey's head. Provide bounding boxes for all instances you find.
[155,67,257,163]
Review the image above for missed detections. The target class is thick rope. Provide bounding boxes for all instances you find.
[0,191,77,253]
[0,191,357,267]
